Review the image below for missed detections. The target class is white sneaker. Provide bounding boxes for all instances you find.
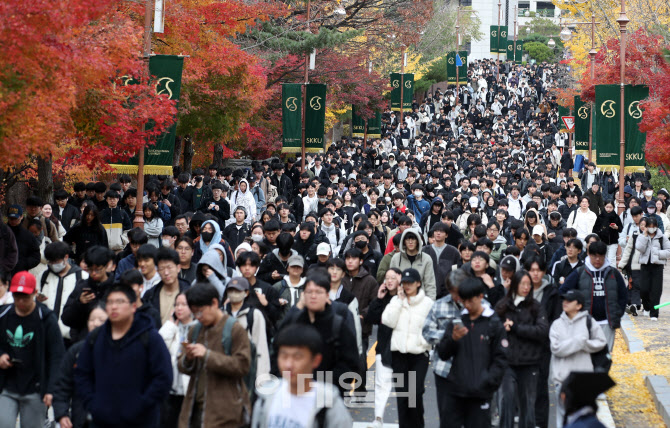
[368,417,383,428]
[643,310,650,317]
[651,317,658,321]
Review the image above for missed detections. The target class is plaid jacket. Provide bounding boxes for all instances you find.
[422,294,462,378]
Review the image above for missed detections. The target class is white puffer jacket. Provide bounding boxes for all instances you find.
[382,288,433,354]
[635,229,670,265]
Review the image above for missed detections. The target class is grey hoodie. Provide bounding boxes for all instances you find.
[196,249,228,299]
[389,228,436,300]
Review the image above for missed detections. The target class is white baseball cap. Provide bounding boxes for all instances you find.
[316,242,331,256]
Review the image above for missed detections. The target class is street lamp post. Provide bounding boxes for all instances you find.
[513,5,518,63]
[617,0,629,214]
[299,0,312,171]
[497,0,501,83]
[456,8,460,104]
[400,44,406,124]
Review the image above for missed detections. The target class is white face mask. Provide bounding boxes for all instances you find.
[251,234,264,242]
[50,262,67,273]
[648,207,656,214]
[227,290,246,303]
[161,239,172,248]
[647,227,658,234]
[645,190,653,197]
[414,190,423,198]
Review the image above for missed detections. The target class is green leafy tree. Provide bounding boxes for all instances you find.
[525,41,554,63]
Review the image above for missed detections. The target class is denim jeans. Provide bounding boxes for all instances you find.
[0,390,46,428]
[500,365,538,428]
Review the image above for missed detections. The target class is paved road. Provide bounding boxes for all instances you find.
[347,327,561,428]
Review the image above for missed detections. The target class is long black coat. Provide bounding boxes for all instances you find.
[494,297,549,366]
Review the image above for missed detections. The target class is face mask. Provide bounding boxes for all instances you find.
[318,198,327,203]
[385,197,392,203]
[251,234,264,242]
[200,231,214,242]
[414,190,423,197]
[647,227,658,234]
[355,240,367,249]
[50,262,67,273]
[227,290,246,303]
[648,207,656,214]
[195,176,203,183]
[161,239,172,248]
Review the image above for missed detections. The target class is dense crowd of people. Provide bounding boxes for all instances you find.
[0,57,664,428]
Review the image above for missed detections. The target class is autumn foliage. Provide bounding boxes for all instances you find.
[576,29,670,166]
[0,0,177,169]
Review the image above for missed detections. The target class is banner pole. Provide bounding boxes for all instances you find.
[301,0,311,170]
[497,1,501,83]
[400,45,406,124]
[617,0,629,214]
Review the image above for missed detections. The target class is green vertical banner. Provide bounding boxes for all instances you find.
[390,73,402,111]
[305,84,327,152]
[507,40,515,60]
[490,26,499,54]
[515,41,524,63]
[595,84,620,169]
[498,26,508,53]
[446,52,457,84]
[402,74,414,111]
[624,85,649,173]
[110,55,184,175]
[458,51,468,84]
[558,105,569,130]
[281,83,302,153]
[574,96,590,155]
[351,105,365,138]
[368,111,382,138]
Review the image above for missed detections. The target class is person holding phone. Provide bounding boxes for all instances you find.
[381,268,434,427]
[593,200,623,266]
[0,271,65,428]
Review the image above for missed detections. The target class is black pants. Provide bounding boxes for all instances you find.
[354,336,370,393]
[434,373,450,428]
[442,393,491,428]
[641,264,664,317]
[629,270,642,306]
[391,351,429,428]
[160,394,184,428]
[535,351,550,428]
[501,365,538,428]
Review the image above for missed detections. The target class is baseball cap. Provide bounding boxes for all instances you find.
[468,196,479,208]
[316,243,331,256]
[288,255,304,268]
[562,289,585,306]
[532,225,545,236]
[401,268,422,283]
[499,255,518,272]
[7,205,22,219]
[227,277,250,291]
[10,271,37,294]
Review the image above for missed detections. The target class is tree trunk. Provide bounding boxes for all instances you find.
[37,155,53,203]
[213,144,223,168]
[173,136,183,176]
[182,136,194,175]
[332,121,343,144]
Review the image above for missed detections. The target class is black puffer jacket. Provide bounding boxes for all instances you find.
[494,297,549,366]
[593,210,623,245]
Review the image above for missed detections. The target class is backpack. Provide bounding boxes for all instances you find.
[190,314,258,401]
[585,315,612,373]
[266,184,278,204]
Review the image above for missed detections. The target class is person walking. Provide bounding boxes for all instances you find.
[635,216,670,320]
[381,268,434,428]
[495,270,549,428]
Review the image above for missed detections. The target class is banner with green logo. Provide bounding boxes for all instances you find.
[110,55,184,175]
[624,85,649,173]
[498,26,508,53]
[390,73,413,112]
[595,85,620,169]
[558,105,569,130]
[351,105,365,138]
[515,41,524,63]
[446,52,467,85]
[490,26,499,54]
[507,40,514,59]
[281,83,302,153]
[574,96,590,155]
[368,111,382,138]
[305,84,327,152]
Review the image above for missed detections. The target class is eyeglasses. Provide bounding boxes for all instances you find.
[106,299,130,306]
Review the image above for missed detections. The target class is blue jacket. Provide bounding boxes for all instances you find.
[406,195,431,225]
[74,312,172,428]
